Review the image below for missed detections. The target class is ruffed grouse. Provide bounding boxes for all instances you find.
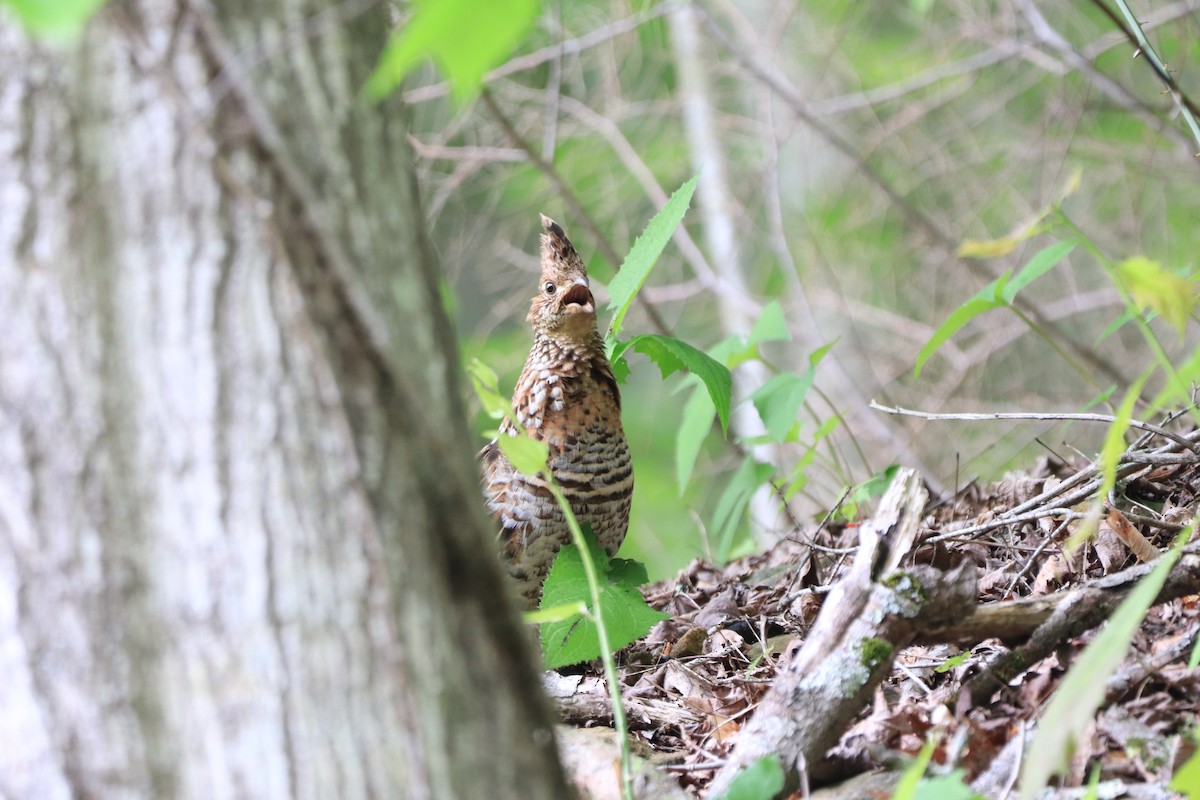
[480,216,633,608]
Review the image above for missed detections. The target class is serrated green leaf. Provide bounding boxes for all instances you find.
[1116,256,1196,334]
[497,434,549,476]
[714,755,785,800]
[1002,241,1075,302]
[914,275,1010,378]
[676,382,716,494]
[366,0,541,102]
[1019,529,1193,800]
[622,334,732,433]
[538,530,668,669]
[3,0,106,40]
[605,175,698,342]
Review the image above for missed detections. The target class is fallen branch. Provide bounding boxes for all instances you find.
[708,470,979,795]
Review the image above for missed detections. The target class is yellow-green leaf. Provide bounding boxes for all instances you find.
[366,0,541,102]
[1116,256,1196,334]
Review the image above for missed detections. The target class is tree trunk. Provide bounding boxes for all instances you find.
[0,2,570,798]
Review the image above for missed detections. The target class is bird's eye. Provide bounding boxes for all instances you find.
[544,282,556,294]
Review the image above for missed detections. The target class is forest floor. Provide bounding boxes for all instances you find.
[549,430,1200,799]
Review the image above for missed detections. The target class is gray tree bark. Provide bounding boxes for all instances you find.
[0,2,570,798]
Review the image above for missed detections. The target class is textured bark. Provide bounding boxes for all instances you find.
[0,2,569,799]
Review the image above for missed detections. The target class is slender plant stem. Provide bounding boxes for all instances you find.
[545,481,635,800]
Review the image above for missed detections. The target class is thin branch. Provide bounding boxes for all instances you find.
[869,401,1200,455]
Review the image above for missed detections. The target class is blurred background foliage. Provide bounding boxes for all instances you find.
[401,0,1200,580]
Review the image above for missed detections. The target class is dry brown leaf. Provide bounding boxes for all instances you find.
[1105,508,1160,562]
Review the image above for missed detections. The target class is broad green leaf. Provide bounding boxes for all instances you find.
[605,175,699,342]
[497,434,549,476]
[676,382,715,494]
[366,0,541,102]
[1002,241,1075,302]
[1116,256,1196,334]
[539,530,668,669]
[3,0,106,40]
[746,300,792,346]
[894,736,937,800]
[1171,736,1200,797]
[714,755,785,800]
[618,334,733,433]
[1019,529,1193,800]
[750,342,835,442]
[914,772,984,800]
[466,357,509,419]
[711,457,775,563]
[523,601,587,625]
[914,274,1010,378]
[751,374,808,443]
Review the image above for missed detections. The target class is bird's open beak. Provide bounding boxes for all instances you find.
[560,282,594,315]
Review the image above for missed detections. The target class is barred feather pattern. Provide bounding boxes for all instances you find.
[479,217,633,608]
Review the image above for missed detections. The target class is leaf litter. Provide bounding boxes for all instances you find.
[548,425,1200,798]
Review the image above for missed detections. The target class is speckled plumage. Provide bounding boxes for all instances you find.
[480,216,633,608]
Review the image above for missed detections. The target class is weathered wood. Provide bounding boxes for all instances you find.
[0,3,569,798]
[708,469,978,796]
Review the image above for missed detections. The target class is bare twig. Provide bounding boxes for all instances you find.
[869,401,1200,455]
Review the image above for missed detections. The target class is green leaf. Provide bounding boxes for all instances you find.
[750,342,835,442]
[1019,528,1193,800]
[1002,241,1075,302]
[3,0,106,40]
[914,771,984,800]
[751,374,808,443]
[1116,256,1196,334]
[676,382,716,494]
[539,528,668,669]
[605,175,699,342]
[711,457,775,564]
[466,357,509,419]
[619,334,733,433]
[523,601,588,625]
[934,650,972,673]
[714,755,785,800]
[1170,736,1200,797]
[497,434,549,476]
[365,0,541,102]
[746,300,792,346]
[894,736,937,800]
[914,274,1010,378]
[1153,345,1200,409]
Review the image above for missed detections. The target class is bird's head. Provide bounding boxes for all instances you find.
[528,215,598,343]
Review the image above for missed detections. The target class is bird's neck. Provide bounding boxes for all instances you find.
[529,331,607,370]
